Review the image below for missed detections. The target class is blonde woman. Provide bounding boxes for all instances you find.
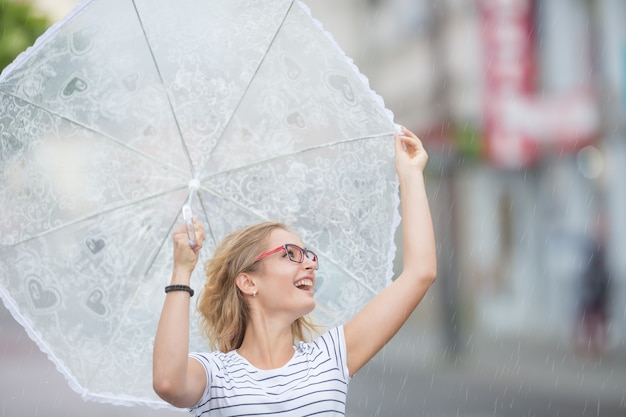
[153,127,437,415]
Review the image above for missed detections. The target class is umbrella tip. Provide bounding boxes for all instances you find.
[188,179,200,191]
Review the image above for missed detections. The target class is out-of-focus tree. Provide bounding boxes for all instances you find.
[0,0,49,72]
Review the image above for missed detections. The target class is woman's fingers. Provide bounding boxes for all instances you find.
[395,128,420,155]
[173,219,205,259]
[173,223,188,243]
[394,126,428,172]
[191,219,205,251]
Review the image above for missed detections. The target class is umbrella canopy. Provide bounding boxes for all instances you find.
[0,0,399,407]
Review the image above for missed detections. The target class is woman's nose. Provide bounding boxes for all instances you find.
[303,257,318,270]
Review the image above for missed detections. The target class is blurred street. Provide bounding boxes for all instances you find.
[2,299,625,417]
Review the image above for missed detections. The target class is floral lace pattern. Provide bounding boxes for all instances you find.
[0,0,398,407]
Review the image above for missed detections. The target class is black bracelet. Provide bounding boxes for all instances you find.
[164,285,194,297]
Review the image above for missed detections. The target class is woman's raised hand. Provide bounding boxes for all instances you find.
[172,219,205,275]
[394,126,428,177]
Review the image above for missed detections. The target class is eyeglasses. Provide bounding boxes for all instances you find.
[256,244,319,270]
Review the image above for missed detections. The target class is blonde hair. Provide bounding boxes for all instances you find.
[197,221,318,352]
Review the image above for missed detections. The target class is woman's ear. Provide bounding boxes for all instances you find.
[235,273,256,297]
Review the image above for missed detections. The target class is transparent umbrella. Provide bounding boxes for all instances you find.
[0,0,399,407]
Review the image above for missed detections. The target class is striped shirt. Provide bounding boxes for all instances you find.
[188,326,351,416]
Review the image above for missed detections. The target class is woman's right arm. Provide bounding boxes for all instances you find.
[153,220,207,408]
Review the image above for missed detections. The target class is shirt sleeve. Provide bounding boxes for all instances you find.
[314,325,351,383]
[188,352,213,410]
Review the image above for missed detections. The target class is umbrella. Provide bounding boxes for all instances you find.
[0,0,400,408]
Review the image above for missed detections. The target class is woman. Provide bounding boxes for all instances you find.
[153,127,437,415]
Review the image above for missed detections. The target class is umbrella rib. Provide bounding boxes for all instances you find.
[197,185,273,223]
[199,132,393,180]
[203,0,297,164]
[131,0,195,178]
[0,185,188,249]
[0,88,189,177]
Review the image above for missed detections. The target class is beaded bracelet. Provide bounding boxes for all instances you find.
[164,284,194,297]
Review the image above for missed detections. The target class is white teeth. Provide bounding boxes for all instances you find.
[295,279,313,288]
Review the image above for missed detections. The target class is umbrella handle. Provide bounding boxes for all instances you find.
[182,204,197,249]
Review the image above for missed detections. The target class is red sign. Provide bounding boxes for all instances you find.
[477,0,598,169]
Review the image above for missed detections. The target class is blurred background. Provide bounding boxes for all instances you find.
[1,0,625,416]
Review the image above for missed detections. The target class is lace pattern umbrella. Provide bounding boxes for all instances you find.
[0,0,399,407]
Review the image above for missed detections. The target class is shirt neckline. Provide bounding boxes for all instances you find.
[233,345,298,372]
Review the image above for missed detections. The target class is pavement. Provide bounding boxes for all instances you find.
[391,321,626,404]
[1,299,625,417]
[345,312,626,417]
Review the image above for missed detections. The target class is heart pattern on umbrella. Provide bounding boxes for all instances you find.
[27,277,61,311]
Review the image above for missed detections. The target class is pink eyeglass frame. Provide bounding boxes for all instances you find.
[255,244,318,270]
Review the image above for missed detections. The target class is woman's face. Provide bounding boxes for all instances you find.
[253,228,317,320]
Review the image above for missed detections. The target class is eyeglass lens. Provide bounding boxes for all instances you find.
[285,244,317,263]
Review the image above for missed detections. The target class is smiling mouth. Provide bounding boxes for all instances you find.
[294,278,314,291]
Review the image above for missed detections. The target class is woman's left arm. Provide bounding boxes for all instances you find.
[344,127,437,376]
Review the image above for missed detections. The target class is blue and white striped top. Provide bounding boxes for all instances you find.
[188,326,351,416]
